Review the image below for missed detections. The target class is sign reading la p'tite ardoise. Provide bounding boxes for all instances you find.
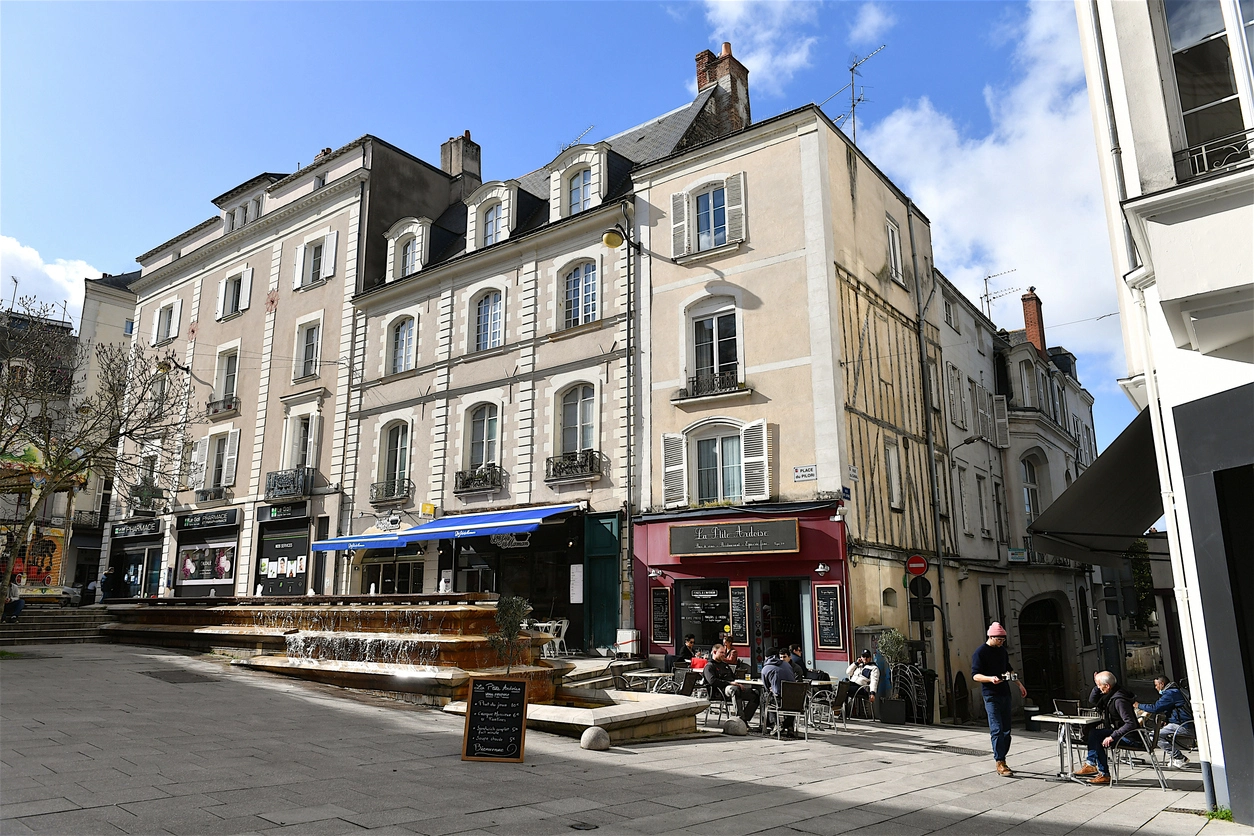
[669,518,799,557]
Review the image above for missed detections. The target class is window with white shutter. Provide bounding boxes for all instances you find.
[221,428,240,488]
[886,438,903,510]
[672,173,747,260]
[190,438,209,490]
[740,419,769,502]
[670,193,688,259]
[661,433,687,508]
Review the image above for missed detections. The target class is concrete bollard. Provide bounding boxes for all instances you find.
[721,718,749,736]
[580,726,611,750]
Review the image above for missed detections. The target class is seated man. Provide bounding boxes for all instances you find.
[3,581,24,623]
[845,649,880,714]
[1075,671,1139,785]
[702,646,759,724]
[664,634,699,673]
[787,644,809,680]
[1137,675,1193,768]
[762,646,798,736]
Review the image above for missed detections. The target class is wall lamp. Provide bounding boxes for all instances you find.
[602,224,641,252]
[815,563,831,577]
[647,568,666,579]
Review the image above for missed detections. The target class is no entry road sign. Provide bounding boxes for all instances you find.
[906,554,928,576]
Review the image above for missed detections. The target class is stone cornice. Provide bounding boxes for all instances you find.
[132,169,369,296]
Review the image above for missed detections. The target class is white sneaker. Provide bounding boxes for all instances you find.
[1170,756,1189,769]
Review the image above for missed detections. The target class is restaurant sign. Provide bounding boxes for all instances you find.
[178,509,240,531]
[669,518,799,557]
[111,519,162,539]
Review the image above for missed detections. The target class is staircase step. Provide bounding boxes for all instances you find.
[0,635,107,647]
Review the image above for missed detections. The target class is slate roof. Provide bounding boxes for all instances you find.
[89,270,140,292]
[604,88,717,164]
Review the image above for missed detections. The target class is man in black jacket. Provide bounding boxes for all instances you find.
[702,646,758,723]
[1075,670,1138,785]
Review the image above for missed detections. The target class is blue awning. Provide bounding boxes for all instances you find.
[310,531,410,552]
[400,503,581,541]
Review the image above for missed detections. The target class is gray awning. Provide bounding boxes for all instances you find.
[1028,408,1169,568]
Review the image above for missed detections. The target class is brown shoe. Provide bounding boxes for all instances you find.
[996,761,1014,777]
[1087,774,1111,785]
[1073,763,1099,777]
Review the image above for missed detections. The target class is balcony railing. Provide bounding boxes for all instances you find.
[195,486,227,503]
[545,450,604,483]
[686,370,742,398]
[206,395,239,418]
[454,464,505,495]
[72,509,103,528]
[1178,128,1253,179]
[265,467,315,501]
[369,478,414,504]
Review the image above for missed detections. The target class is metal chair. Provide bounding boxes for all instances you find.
[702,682,733,725]
[1069,707,1100,766]
[657,669,701,697]
[763,681,809,740]
[1168,720,1198,762]
[807,682,837,730]
[1108,721,1168,790]
[551,619,570,656]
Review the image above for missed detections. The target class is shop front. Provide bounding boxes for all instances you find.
[107,518,164,598]
[255,501,313,596]
[632,503,849,678]
[174,509,239,598]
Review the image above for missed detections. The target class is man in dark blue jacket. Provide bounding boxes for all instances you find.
[1138,675,1192,767]
[763,646,798,737]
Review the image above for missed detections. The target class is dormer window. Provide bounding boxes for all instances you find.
[401,240,418,276]
[547,144,610,222]
[314,174,326,189]
[569,169,592,213]
[383,218,430,282]
[482,203,503,246]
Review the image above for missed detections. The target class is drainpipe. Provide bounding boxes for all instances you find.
[621,202,637,638]
[1086,0,1215,809]
[907,202,954,719]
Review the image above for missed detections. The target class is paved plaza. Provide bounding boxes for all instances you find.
[1,644,1248,836]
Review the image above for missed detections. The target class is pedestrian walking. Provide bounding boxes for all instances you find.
[971,622,1027,777]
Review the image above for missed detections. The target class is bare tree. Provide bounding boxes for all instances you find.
[1,297,201,600]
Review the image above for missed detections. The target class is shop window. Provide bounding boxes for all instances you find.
[676,579,730,651]
[176,541,236,584]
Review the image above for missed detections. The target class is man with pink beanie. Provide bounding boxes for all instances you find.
[971,622,1028,776]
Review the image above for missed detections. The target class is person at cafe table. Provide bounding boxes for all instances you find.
[702,645,758,724]
[715,635,740,665]
[762,646,798,737]
[1073,670,1139,785]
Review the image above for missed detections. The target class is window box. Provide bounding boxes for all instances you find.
[206,395,239,419]
[545,450,603,484]
[369,478,414,505]
[265,467,315,501]
[454,464,505,496]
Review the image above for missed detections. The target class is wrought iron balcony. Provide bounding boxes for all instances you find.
[206,395,239,418]
[369,478,414,504]
[454,464,505,495]
[1177,128,1253,179]
[265,467,315,501]
[545,450,604,483]
[195,486,227,503]
[686,370,742,398]
[72,509,102,529]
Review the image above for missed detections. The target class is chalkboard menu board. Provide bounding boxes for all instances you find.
[650,586,671,644]
[814,584,844,650]
[462,678,528,762]
[729,586,748,645]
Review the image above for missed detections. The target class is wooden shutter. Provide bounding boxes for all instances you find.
[221,429,241,487]
[993,395,1011,449]
[661,433,687,508]
[150,308,160,346]
[670,193,688,259]
[191,438,209,490]
[385,237,396,282]
[946,363,959,420]
[305,414,322,471]
[741,419,770,502]
[170,299,182,338]
[239,268,252,311]
[216,278,227,320]
[725,172,745,242]
[292,243,306,290]
[321,231,338,279]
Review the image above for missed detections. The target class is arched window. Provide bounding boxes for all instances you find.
[474,291,502,351]
[383,422,409,487]
[400,238,418,276]
[882,588,898,608]
[569,168,591,213]
[482,203,503,246]
[1022,459,1040,522]
[470,404,498,468]
[563,262,596,329]
[390,317,415,375]
[561,385,595,454]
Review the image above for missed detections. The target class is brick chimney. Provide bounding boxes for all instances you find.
[1021,286,1047,354]
[441,130,481,191]
[695,42,751,133]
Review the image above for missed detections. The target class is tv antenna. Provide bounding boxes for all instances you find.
[980,268,1020,319]
[8,276,17,311]
[561,124,595,152]
[821,44,885,145]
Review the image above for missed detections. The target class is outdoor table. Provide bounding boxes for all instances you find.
[623,670,671,692]
[1036,714,1104,782]
[740,678,772,732]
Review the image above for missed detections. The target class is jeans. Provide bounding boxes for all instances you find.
[3,599,24,621]
[984,690,1012,762]
[1087,726,1114,775]
[1158,722,1186,758]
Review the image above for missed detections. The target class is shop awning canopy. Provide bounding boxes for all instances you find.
[311,503,581,551]
[1027,408,1170,568]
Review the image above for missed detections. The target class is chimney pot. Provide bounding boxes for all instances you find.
[441,130,482,193]
[721,42,732,57]
[1021,288,1046,355]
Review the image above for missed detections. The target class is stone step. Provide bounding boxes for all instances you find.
[0,634,107,647]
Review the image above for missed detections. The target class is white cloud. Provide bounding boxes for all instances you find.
[701,0,819,97]
[861,0,1126,389]
[848,2,896,45]
[0,236,100,325]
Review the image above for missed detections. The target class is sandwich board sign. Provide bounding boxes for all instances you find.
[461,677,528,763]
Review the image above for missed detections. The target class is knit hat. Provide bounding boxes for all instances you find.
[987,622,1007,638]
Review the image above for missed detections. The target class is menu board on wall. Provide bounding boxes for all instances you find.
[729,586,748,645]
[650,586,671,645]
[814,584,844,650]
[462,678,528,763]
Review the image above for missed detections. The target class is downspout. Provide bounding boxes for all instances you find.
[1086,0,1215,809]
[622,202,636,636]
[907,203,954,719]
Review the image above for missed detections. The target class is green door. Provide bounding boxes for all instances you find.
[584,514,621,651]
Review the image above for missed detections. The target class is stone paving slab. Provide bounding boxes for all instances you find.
[2,643,1248,836]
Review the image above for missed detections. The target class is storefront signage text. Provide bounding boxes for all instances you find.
[669,518,799,556]
[266,502,308,521]
[111,519,162,539]
[178,509,240,531]
[793,465,817,482]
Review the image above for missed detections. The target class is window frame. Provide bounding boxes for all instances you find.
[382,421,409,485]
[1022,458,1041,523]
[885,437,904,511]
[389,316,416,376]
[568,167,592,214]
[468,403,499,470]
[684,295,743,394]
[473,290,503,352]
[693,427,743,505]
[885,215,905,286]
[563,262,597,329]
[216,349,239,401]
[560,384,596,455]
[694,185,728,252]
[482,202,503,247]
[294,317,322,381]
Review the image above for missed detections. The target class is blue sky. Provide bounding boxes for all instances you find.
[0,0,1138,447]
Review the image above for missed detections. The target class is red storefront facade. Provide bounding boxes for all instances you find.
[632,503,850,678]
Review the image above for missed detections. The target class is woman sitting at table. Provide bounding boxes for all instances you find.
[714,635,740,664]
